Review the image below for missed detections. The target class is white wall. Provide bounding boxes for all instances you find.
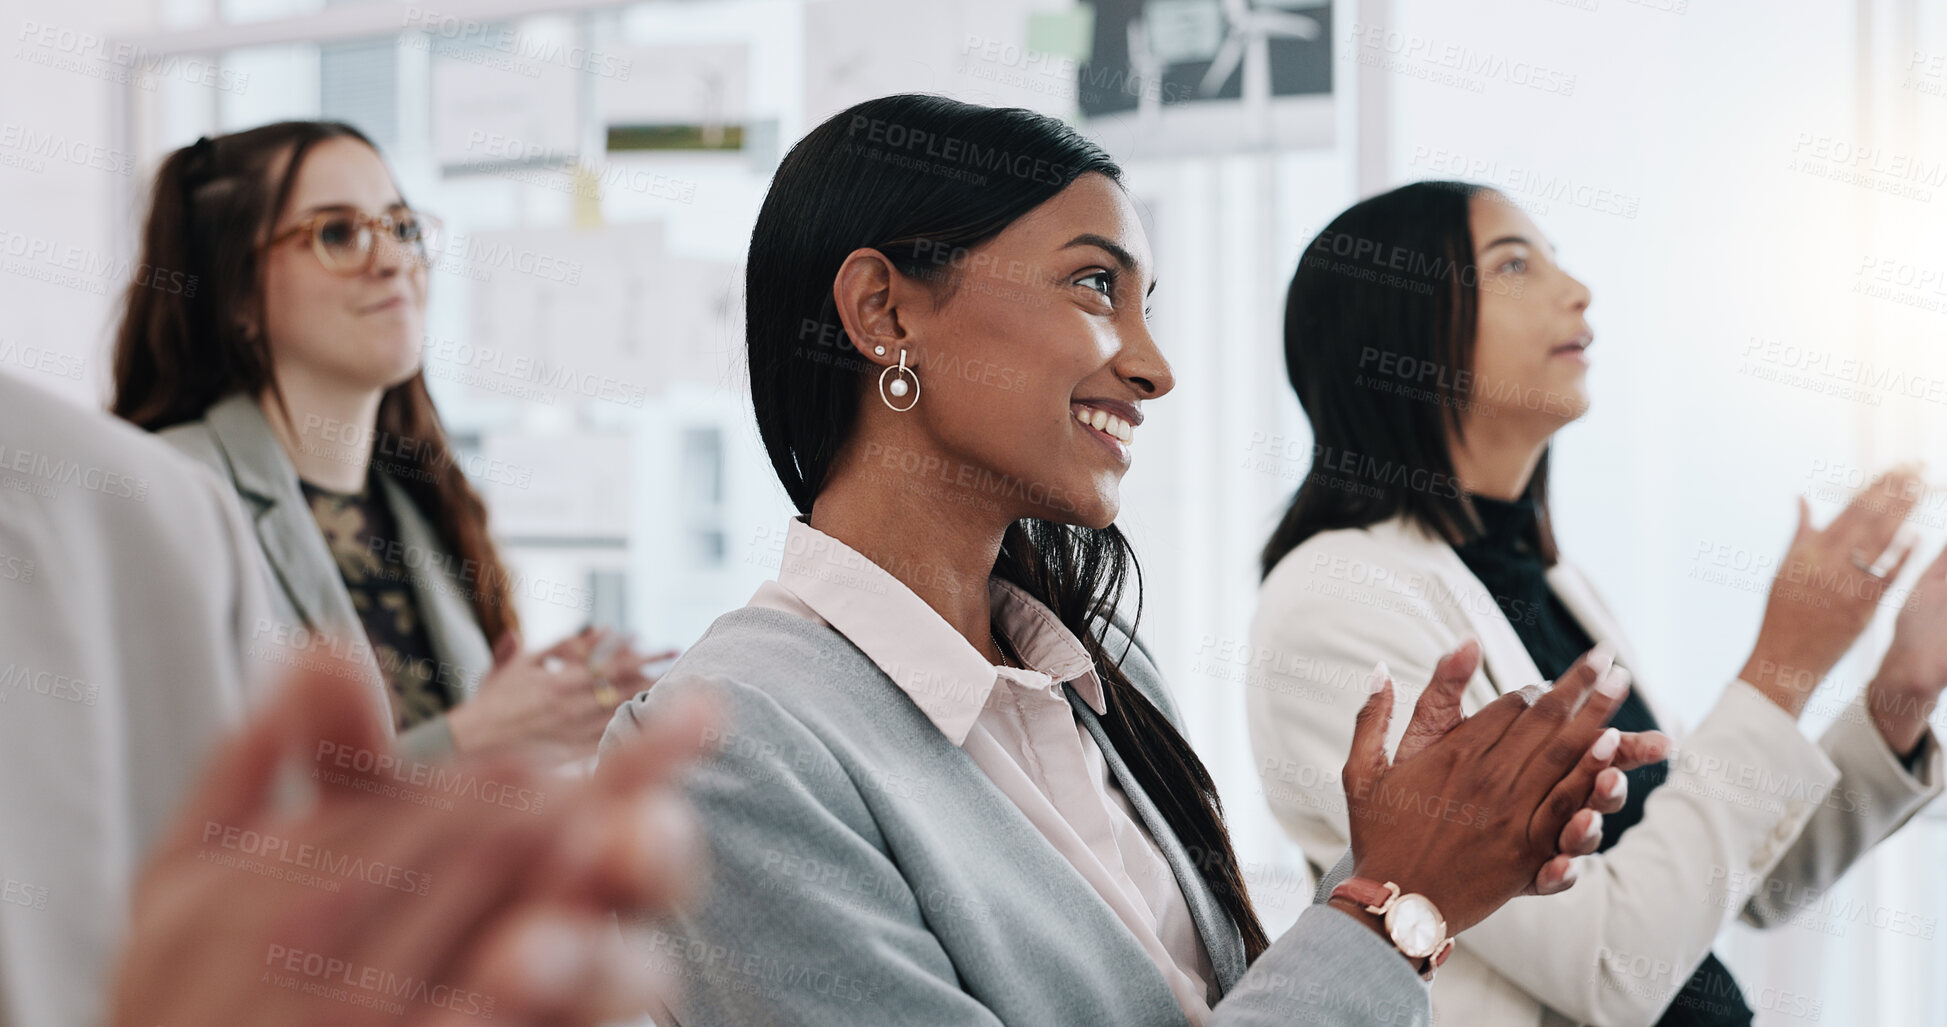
[0,0,204,404]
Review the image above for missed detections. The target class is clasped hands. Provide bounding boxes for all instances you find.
[1336,639,1671,942]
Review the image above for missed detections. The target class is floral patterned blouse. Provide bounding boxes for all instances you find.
[300,476,450,732]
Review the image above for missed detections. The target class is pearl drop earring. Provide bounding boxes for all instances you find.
[878,347,920,411]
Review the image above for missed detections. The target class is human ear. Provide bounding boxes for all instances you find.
[831,247,918,370]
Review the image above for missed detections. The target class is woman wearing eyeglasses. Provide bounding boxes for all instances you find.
[111,121,666,761]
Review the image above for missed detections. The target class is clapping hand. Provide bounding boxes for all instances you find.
[1339,641,1663,941]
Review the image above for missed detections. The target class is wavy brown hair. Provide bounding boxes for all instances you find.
[110,121,519,646]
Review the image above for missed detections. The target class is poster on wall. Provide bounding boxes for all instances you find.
[601,42,751,152]
[1077,0,1333,156]
[442,223,738,410]
[429,44,581,171]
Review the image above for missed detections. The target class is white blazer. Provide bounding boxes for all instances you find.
[1247,515,1942,1027]
[0,372,268,1027]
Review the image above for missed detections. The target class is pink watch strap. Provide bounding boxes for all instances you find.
[1330,877,1396,911]
[1330,877,1456,978]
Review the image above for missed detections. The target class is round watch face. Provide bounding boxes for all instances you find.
[1386,894,1445,958]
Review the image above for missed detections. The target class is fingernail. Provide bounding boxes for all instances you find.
[517,916,586,1003]
[1590,727,1620,761]
[1586,642,1616,677]
[1597,666,1631,699]
[639,795,700,901]
[1366,662,1390,695]
[1603,772,1626,802]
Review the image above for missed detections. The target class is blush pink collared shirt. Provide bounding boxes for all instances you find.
[747,516,1219,1024]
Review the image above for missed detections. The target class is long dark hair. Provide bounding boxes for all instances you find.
[748,93,1269,961]
[110,121,520,646]
[1261,181,1558,578]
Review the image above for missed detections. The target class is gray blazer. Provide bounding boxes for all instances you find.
[159,392,494,759]
[601,606,1430,1026]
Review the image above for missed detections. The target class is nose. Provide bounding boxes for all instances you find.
[1119,322,1175,399]
[1564,268,1592,313]
[367,227,408,278]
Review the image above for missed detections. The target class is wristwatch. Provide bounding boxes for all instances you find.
[1329,878,1456,979]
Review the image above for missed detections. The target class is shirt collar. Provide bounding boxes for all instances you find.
[773,516,1105,745]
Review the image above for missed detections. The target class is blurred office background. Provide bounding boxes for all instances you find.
[3,0,1943,1021]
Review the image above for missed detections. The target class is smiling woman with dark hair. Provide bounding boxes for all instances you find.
[1250,181,1947,1027]
[603,96,1659,1027]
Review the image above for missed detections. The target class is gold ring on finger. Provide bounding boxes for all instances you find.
[593,676,621,707]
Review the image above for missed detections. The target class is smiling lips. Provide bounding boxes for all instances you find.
[1072,403,1136,445]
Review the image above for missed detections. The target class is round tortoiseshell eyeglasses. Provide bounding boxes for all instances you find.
[263,208,445,276]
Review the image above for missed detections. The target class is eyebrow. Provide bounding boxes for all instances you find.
[294,200,410,218]
[1061,233,1158,296]
[1479,234,1532,251]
